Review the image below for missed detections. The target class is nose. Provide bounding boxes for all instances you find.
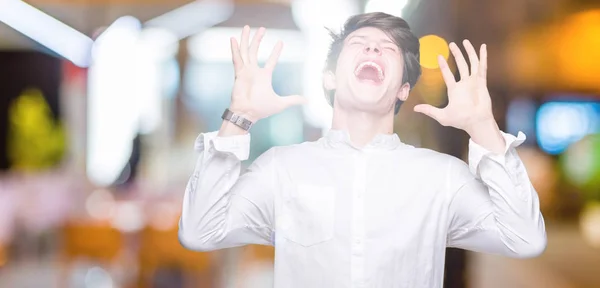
[363,42,382,55]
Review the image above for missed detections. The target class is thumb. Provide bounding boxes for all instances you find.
[414,104,445,123]
[280,95,308,108]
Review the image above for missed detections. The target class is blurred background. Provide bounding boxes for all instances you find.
[0,0,600,287]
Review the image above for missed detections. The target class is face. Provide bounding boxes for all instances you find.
[325,27,410,113]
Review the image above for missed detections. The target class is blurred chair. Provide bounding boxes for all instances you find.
[59,221,125,287]
[137,224,215,288]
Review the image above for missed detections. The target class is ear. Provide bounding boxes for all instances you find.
[323,71,336,91]
[397,82,411,101]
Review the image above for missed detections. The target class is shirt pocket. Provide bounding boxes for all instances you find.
[280,184,335,247]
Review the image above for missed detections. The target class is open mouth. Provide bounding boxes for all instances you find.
[354,61,385,84]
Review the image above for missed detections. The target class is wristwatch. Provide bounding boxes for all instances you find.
[222,108,254,131]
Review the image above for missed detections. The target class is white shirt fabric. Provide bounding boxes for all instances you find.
[178,129,547,288]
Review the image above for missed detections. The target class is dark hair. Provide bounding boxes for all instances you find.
[323,12,421,114]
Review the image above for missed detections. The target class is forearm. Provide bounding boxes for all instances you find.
[178,132,248,251]
[218,119,249,137]
[475,154,547,257]
[179,130,276,251]
[466,118,505,155]
[448,132,547,258]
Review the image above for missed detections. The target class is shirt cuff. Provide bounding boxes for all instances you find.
[468,131,527,176]
[194,131,251,161]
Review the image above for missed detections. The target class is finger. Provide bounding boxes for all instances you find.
[413,104,445,124]
[438,55,456,89]
[249,27,266,65]
[265,41,283,72]
[478,44,487,83]
[462,39,479,76]
[230,37,243,74]
[280,95,308,109]
[449,42,469,81]
[240,25,250,64]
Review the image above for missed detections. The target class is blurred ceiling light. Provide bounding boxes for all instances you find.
[145,0,234,40]
[137,27,179,61]
[188,27,305,63]
[87,16,142,187]
[292,0,357,31]
[88,16,179,187]
[291,0,359,131]
[364,0,408,17]
[419,35,449,69]
[92,16,142,61]
[0,0,93,67]
[134,27,179,135]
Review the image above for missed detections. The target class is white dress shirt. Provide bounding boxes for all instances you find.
[179,129,547,288]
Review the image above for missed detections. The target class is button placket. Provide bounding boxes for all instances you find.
[351,152,367,287]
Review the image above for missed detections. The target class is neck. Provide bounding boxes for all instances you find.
[331,105,395,148]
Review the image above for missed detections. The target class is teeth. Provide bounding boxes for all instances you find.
[355,61,384,81]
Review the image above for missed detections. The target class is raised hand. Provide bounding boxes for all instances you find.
[229,26,306,122]
[413,40,494,134]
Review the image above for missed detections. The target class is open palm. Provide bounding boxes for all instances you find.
[414,40,494,132]
[229,26,306,122]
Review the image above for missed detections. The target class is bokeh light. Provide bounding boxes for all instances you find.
[419,35,449,69]
[517,147,558,214]
[506,98,537,142]
[364,0,408,17]
[536,101,600,155]
[561,134,600,198]
[2,1,600,287]
[556,10,600,91]
[580,202,600,249]
[85,189,116,221]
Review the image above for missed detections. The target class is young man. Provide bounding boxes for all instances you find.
[178,12,546,288]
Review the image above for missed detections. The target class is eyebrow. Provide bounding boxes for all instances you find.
[348,35,396,45]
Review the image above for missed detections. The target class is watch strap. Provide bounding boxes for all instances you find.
[222,108,253,131]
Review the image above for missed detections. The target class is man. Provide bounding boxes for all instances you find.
[178,12,546,288]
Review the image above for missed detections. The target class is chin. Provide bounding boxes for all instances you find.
[344,91,389,114]
[349,80,387,102]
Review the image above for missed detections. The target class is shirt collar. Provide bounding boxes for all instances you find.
[322,129,403,151]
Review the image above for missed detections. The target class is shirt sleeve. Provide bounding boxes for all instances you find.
[445,131,547,258]
[178,131,276,251]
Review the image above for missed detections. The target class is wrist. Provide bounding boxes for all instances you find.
[218,120,249,137]
[219,108,255,136]
[228,104,259,123]
[466,118,506,154]
[465,117,498,138]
